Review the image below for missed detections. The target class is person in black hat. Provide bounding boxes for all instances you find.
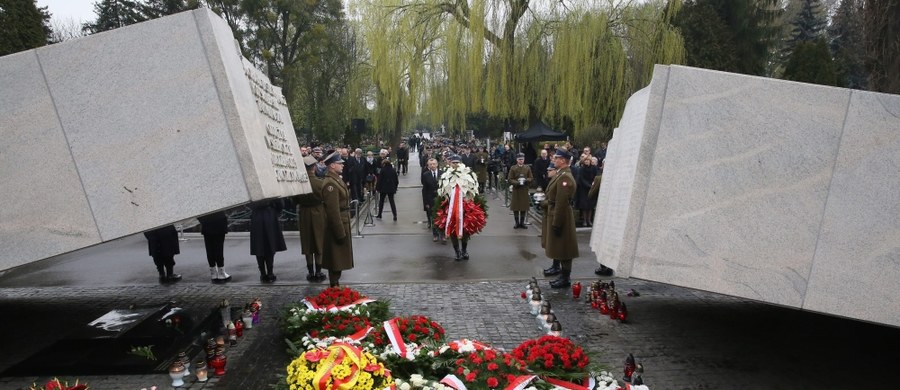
[542,149,579,287]
[320,152,354,286]
[295,155,326,282]
[508,152,533,229]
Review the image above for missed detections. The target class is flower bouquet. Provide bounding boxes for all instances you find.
[511,336,590,384]
[366,316,449,380]
[433,198,487,238]
[306,287,375,310]
[286,343,393,390]
[29,378,88,390]
[441,348,534,390]
[283,287,389,344]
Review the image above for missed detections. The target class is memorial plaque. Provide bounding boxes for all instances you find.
[0,9,310,271]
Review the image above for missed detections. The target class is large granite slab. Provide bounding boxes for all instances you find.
[592,65,900,326]
[0,9,310,271]
[803,90,900,325]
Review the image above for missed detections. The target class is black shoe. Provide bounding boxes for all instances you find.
[306,273,316,282]
[315,272,327,282]
[549,277,571,288]
[376,215,382,219]
[462,252,469,260]
[543,266,561,276]
[454,251,463,261]
[594,266,614,276]
[158,275,168,284]
[260,274,269,283]
[393,216,397,221]
[267,274,277,282]
[521,224,528,229]
[167,274,182,283]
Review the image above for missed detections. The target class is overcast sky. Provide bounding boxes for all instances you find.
[38,0,96,23]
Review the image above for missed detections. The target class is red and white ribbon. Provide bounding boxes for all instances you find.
[303,297,377,311]
[445,185,464,238]
[505,375,537,390]
[440,374,467,390]
[383,318,408,357]
[542,376,589,390]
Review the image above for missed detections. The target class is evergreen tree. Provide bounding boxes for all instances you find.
[0,0,52,56]
[862,0,900,94]
[828,0,867,88]
[141,0,200,19]
[790,0,827,44]
[674,0,780,76]
[782,38,838,86]
[83,0,147,34]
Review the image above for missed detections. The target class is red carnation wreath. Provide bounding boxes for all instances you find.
[433,199,487,238]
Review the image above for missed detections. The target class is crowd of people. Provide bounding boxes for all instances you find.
[144,133,613,287]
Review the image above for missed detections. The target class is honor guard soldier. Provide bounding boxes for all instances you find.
[296,155,327,282]
[543,149,580,288]
[508,152,533,229]
[320,152,355,287]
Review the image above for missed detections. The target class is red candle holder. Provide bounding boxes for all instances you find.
[599,301,609,314]
[234,319,244,337]
[618,302,628,322]
[209,351,227,376]
[571,282,582,299]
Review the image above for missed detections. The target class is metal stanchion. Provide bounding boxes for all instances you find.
[351,200,364,238]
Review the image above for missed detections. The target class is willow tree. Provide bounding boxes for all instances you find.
[365,0,684,142]
[359,0,440,146]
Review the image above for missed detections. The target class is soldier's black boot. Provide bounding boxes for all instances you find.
[164,264,181,283]
[306,263,316,282]
[257,257,268,282]
[315,264,326,282]
[329,270,342,287]
[461,240,469,260]
[543,260,561,276]
[451,239,462,261]
[550,270,571,289]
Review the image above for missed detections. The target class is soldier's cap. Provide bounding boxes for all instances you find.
[554,149,572,160]
[516,153,525,159]
[323,151,344,165]
[312,147,323,153]
[303,155,318,168]
[448,154,462,162]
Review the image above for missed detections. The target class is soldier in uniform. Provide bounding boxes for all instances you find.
[543,149,579,288]
[473,147,489,193]
[508,153,533,229]
[540,165,557,251]
[295,155,326,282]
[320,152,354,287]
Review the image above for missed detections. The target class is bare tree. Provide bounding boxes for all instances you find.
[49,16,86,43]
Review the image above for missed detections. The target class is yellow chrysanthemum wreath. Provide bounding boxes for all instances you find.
[287,342,393,390]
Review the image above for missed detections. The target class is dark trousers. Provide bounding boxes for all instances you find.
[203,234,225,267]
[398,160,408,174]
[378,193,397,217]
[351,179,364,201]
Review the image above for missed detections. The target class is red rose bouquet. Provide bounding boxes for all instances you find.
[368,315,446,349]
[309,312,373,340]
[443,348,533,390]
[511,335,590,382]
[306,287,371,309]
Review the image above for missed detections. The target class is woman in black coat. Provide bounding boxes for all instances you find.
[250,198,287,282]
[375,159,399,221]
[144,225,181,283]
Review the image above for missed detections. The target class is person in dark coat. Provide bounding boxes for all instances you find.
[198,211,231,282]
[350,148,366,202]
[533,149,551,191]
[376,158,399,221]
[396,142,409,175]
[364,151,378,198]
[250,198,286,283]
[421,158,444,242]
[144,225,181,283]
[575,155,598,227]
[321,152,354,287]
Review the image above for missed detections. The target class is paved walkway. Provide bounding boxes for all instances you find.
[1,152,898,389]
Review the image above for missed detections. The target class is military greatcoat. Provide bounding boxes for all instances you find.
[295,175,325,255]
[321,170,354,271]
[474,151,489,185]
[507,164,533,212]
[544,166,579,260]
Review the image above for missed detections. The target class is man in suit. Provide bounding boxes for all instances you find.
[421,158,444,242]
[396,142,410,175]
[543,149,580,288]
[461,145,476,168]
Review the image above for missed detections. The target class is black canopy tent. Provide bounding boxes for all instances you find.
[514,121,568,142]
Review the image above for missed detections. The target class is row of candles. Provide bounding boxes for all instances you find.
[524,278,563,336]
[167,298,263,387]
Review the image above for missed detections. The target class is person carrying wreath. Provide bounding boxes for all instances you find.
[434,154,487,261]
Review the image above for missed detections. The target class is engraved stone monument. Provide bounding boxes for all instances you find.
[0,9,311,271]
[591,65,900,327]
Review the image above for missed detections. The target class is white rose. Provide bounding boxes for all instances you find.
[400,382,411,390]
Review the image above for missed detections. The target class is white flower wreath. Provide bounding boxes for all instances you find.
[437,163,479,200]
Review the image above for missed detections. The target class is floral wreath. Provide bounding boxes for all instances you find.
[287,342,393,390]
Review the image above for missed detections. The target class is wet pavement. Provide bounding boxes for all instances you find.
[1,151,898,389]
